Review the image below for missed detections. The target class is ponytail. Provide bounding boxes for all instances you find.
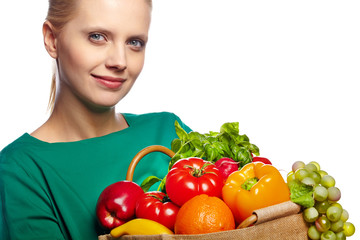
[47,71,56,113]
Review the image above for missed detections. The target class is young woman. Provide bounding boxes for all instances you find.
[0,0,190,239]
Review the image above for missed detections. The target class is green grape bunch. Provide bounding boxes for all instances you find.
[287,161,355,240]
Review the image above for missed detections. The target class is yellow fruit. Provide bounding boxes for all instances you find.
[110,218,173,237]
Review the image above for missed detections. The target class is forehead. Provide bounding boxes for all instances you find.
[70,0,151,33]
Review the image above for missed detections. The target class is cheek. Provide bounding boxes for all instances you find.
[58,42,98,79]
[70,47,97,72]
[127,52,145,79]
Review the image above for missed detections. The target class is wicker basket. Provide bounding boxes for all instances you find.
[98,145,308,240]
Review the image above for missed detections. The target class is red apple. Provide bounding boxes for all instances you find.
[96,180,144,230]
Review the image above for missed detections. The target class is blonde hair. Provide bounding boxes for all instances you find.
[45,0,152,112]
[46,0,78,112]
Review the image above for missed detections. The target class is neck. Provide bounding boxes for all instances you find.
[40,95,128,142]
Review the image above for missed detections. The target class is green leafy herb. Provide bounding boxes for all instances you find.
[140,176,162,192]
[169,121,260,169]
[141,120,260,192]
[288,180,315,208]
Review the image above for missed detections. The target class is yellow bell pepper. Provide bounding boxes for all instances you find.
[222,162,290,224]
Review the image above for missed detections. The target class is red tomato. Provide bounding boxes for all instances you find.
[252,156,272,165]
[135,191,179,231]
[165,157,223,206]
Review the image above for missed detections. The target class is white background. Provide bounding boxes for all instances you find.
[0,0,359,237]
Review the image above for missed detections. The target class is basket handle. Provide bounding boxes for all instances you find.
[126,145,175,181]
[237,200,302,229]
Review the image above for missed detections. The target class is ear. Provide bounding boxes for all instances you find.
[43,21,58,59]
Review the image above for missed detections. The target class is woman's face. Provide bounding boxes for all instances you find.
[54,0,151,110]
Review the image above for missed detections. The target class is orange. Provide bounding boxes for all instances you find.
[174,194,235,234]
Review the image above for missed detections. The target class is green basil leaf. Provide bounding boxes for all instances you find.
[236,147,252,167]
[248,143,260,156]
[190,138,203,151]
[180,148,194,158]
[178,142,191,154]
[192,148,205,158]
[170,138,182,153]
[204,143,218,162]
[175,120,188,141]
[158,176,167,193]
[217,132,232,146]
[188,131,204,141]
[208,131,219,137]
[233,134,250,144]
[212,142,231,157]
[206,136,217,144]
[140,175,162,192]
[231,144,241,160]
[220,122,239,135]
[240,142,260,156]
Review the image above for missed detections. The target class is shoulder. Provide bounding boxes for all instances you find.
[124,111,177,121]
[0,134,36,166]
[124,111,183,125]
[123,111,192,132]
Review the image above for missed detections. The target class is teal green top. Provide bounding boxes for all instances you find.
[0,112,191,240]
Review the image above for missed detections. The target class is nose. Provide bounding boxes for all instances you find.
[105,45,127,71]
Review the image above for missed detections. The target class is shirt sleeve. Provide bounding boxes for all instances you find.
[0,150,66,240]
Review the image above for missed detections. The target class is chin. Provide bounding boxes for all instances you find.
[89,96,127,111]
[80,88,131,111]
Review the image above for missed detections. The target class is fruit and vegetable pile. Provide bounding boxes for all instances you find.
[96,121,355,239]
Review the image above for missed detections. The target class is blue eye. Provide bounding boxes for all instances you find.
[128,39,145,50]
[89,33,106,42]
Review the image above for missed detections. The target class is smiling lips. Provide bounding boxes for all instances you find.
[92,74,126,89]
